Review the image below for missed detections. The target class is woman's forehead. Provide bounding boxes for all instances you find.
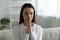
[23,7,34,12]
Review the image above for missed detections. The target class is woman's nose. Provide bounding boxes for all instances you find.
[28,14,31,17]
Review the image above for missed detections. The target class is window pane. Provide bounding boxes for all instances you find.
[59,0,60,13]
[48,0,57,11]
[37,0,60,17]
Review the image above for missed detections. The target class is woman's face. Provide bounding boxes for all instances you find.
[23,7,34,23]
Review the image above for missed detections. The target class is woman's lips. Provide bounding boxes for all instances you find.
[27,18,31,20]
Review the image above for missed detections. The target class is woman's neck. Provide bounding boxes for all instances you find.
[23,21,33,27]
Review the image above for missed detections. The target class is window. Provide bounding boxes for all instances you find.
[37,0,60,17]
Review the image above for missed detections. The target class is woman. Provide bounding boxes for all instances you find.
[13,3,43,40]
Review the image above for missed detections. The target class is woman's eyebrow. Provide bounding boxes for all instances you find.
[25,12,28,13]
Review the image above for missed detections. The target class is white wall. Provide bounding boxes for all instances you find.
[0,0,10,19]
[0,0,10,29]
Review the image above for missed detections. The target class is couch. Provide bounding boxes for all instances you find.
[0,27,60,40]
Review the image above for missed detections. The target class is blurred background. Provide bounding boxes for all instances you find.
[0,0,10,30]
[0,0,60,29]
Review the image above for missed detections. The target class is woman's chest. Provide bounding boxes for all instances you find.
[20,26,39,40]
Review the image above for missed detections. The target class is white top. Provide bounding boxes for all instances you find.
[13,23,43,40]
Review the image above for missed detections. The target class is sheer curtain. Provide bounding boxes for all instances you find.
[36,0,60,28]
[37,0,60,17]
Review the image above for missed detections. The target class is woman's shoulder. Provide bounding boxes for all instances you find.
[13,23,23,29]
[33,23,42,29]
[33,23,43,34]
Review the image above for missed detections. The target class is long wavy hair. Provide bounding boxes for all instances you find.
[19,3,35,24]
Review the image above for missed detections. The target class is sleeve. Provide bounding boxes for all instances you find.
[37,26,43,40]
[13,25,30,40]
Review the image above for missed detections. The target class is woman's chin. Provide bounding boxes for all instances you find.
[27,20,31,22]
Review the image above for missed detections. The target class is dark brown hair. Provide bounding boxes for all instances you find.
[19,3,35,24]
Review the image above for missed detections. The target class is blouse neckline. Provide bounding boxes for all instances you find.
[22,23,35,28]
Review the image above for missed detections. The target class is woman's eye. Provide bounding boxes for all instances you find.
[25,13,28,15]
[24,12,33,15]
[24,12,28,15]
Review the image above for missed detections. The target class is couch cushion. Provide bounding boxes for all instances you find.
[43,27,60,40]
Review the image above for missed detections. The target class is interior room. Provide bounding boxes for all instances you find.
[0,0,60,40]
